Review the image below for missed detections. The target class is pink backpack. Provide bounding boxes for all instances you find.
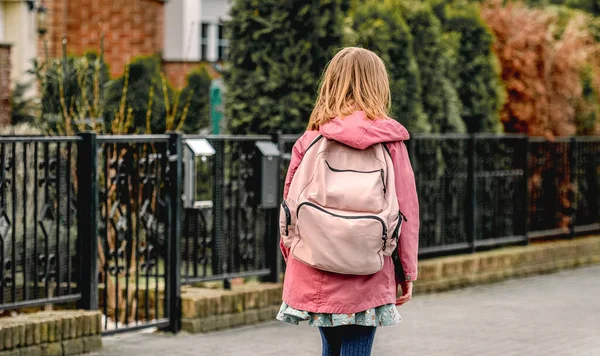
[280,135,404,275]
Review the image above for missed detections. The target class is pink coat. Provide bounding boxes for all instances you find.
[281,111,420,314]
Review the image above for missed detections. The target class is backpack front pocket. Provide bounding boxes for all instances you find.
[308,159,387,214]
[292,202,387,275]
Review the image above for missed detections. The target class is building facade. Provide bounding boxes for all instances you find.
[0,0,232,126]
[45,0,166,77]
[163,0,231,87]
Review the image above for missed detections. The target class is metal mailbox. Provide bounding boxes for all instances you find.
[255,141,281,209]
[183,138,215,208]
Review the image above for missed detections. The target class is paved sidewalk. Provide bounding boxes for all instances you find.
[94,265,600,356]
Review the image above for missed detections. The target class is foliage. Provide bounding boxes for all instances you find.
[349,1,430,132]
[399,1,466,133]
[575,64,600,134]
[26,47,211,135]
[225,0,344,134]
[524,0,600,16]
[433,0,505,133]
[178,67,212,133]
[105,56,172,133]
[0,122,42,135]
[10,81,36,125]
[482,1,596,136]
[30,52,110,134]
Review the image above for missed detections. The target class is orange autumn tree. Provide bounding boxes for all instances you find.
[481,1,597,137]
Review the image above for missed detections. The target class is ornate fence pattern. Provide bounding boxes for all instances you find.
[181,135,277,287]
[95,135,175,334]
[0,137,80,310]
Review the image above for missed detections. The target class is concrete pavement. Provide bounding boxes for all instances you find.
[94,265,600,356]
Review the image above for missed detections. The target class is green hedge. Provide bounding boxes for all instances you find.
[28,54,210,134]
[350,1,431,132]
[224,0,344,134]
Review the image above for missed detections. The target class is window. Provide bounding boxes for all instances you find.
[201,23,209,60]
[217,24,229,61]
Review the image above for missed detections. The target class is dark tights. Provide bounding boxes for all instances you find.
[319,325,377,356]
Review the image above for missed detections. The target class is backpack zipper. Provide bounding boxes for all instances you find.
[399,211,408,222]
[282,201,291,236]
[392,211,408,244]
[296,201,389,251]
[325,160,381,174]
[324,160,387,193]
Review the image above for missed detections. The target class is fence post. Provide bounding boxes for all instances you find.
[76,132,99,310]
[266,133,281,283]
[569,137,577,238]
[166,133,182,333]
[523,136,530,245]
[211,140,228,289]
[466,135,477,253]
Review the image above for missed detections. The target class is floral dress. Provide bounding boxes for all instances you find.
[276,302,402,327]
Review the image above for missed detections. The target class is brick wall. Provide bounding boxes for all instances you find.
[41,0,165,77]
[38,0,68,59]
[163,61,197,89]
[0,44,12,127]
[0,310,102,355]
[163,61,221,89]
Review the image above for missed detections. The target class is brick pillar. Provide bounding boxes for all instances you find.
[0,44,12,127]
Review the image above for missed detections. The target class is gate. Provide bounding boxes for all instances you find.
[77,133,182,335]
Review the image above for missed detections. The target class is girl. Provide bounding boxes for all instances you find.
[277,47,420,356]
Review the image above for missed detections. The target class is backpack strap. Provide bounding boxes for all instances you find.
[383,142,392,158]
[305,135,324,155]
[382,142,407,283]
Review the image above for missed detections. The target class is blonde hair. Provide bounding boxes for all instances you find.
[308,47,391,130]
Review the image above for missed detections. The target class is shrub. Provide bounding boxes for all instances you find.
[178,67,212,133]
[350,1,431,132]
[434,0,505,133]
[31,52,109,134]
[104,56,169,133]
[482,0,594,136]
[104,56,211,134]
[10,81,37,125]
[225,0,344,134]
[400,1,466,132]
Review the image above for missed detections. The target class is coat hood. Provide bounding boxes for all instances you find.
[318,111,410,150]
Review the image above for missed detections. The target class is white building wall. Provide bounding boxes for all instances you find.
[201,0,230,62]
[182,0,201,61]
[4,1,37,85]
[163,0,185,60]
[0,4,5,41]
[164,0,231,62]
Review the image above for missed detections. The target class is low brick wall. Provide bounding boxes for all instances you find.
[181,283,282,333]
[174,236,600,334]
[414,235,600,294]
[0,311,102,356]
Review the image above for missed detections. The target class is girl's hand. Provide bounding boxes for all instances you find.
[395,281,413,306]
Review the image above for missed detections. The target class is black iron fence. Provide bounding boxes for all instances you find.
[181,135,278,288]
[529,137,600,238]
[92,135,179,335]
[0,133,598,335]
[410,134,529,255]
[0,137,80,311]
[279,134,600,256]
